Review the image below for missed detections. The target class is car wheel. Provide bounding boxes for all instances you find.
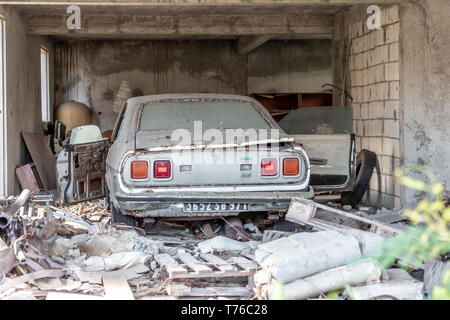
[110,201,136,227]
[341,149,377,207]
[273,216,297,232]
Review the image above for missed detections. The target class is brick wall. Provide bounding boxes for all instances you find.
[334,5,401,209]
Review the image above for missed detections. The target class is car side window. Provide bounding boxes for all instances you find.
[112,102,127,142]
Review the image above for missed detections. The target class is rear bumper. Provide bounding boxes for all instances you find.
[114,187,314,218]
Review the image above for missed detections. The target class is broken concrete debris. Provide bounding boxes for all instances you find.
[423,260,450,296]
[265,258,384,300]
[197,236,258,255]
[255,231,362,283]
[345,279,424,300]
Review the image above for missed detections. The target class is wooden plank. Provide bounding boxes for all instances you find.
[229,256,257,272]
[155,253,188,277]
[21,132,56,190]
[199,254,237,272]
[15,163,41,193]
[102,274,134,300]
[46,292,105,300]
[288,198,410,237]
[169,270,254,279]
[177,253,212,274]
[167,284,251,297]
[75,264,149,284]
[0,269,65,293]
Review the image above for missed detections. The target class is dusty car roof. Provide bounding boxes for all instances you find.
[125,93,260,108]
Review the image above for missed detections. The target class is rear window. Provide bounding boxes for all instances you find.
[139,100,272,131]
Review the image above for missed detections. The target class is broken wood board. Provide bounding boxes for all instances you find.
[287,198,410,237]
[75,264,149,284]
[21,132,56,190]
[0,269,65,293]
[102,274,134,300]
[229,256,258,273]
[200,254,237,272]
[155,253,190,277]
[156,253,257,279]
[167,284,251,297]
[200,223,214,238]
[46,292,105,300]
[177,253,212,274]
[262,230,293,243]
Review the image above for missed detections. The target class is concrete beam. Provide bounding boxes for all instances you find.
[237,35,272,55]
[26,14,334,37]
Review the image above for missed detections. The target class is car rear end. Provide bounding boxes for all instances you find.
[114,144,312,219]
[106,94,313,223]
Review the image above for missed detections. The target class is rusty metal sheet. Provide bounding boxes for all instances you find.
[21,132,56,190]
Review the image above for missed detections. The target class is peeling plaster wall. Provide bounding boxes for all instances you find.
[0,5,54,193]
[55,39,332,131]
[400,0,450,207]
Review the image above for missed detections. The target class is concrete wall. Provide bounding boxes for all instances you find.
[334,4,401,209]
[54,39,332,131]
[247,40,332,94]
[400,0,450,207]
[0,6,54,193]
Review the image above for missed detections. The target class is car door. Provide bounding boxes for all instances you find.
[291,133,355,191]
[278,106,355,191]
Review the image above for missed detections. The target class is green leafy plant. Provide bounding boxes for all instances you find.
[377,165,450,299]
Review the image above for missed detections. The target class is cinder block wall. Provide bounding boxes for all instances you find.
[334,5,401,209]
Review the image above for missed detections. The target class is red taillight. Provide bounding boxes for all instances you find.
[131,161,148,179]
[154,160,171,179]
[283,158,300,176]
[261,158,277,176]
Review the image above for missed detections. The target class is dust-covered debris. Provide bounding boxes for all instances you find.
[0,194,435,301]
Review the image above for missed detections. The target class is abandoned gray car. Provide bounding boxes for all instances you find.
[105,94,313,227]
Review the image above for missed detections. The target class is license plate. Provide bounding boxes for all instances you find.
[183,203,249,213]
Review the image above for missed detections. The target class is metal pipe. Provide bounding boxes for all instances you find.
[0,213,11,229]
[0,189,31,229]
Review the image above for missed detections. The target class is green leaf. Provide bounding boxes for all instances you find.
[432,286,450,300]
[399,176,428,191]
[270,281,284,300]
[431,183,445,196]
[443,208,450,223]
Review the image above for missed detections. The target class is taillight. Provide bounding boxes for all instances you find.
[261,158,277,176]
[154,160,171,179]
[283,158,300,176]
[131,161,148,179]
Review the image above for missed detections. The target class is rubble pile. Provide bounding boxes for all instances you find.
[253,230,423,300]
[0,192,441,300]
[57,200,110,224]
[0,214,163,299]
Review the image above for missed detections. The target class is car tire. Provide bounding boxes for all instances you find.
[110,201,136,227]
[341,149,378,207]
[273,216,297,232]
